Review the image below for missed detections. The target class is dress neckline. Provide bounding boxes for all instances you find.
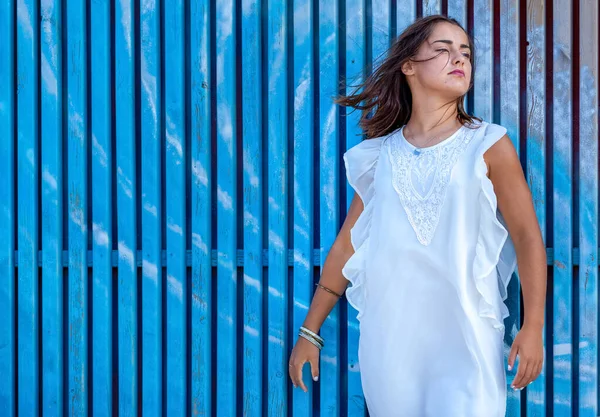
[399,124,465,152]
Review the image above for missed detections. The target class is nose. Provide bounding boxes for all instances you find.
[453,52,466,66]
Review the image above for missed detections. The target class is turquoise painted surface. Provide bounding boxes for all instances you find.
[0,1,597,416]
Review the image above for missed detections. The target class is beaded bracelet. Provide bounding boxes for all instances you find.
[298,331,323,350]
[315,283,343,298]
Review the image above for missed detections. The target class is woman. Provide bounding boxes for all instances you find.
[288,15,546,416]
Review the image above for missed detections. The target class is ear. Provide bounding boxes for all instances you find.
[401,60,414,76]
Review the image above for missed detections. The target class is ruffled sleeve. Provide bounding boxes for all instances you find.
[472,122,519,333]
[341,137,384,321]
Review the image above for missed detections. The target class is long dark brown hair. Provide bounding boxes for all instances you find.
[334,15,482,139]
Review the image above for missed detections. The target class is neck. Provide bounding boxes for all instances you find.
[405,94,461,136]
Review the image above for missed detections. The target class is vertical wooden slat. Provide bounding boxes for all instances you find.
[115,0,137,414]
[291,0,313,413]
[552,0,574,415]
[472,0,493,121]
[16,0,39,415]
[66,0,88,415]
[447,0,468,111]
[241,0,262,415]
[164,0,187,413]
[190,0,212,413]
[372,0,391,63]
[526,1,547,415]
[140,0,162,415]
[396,0,416,35]
[41,0,64,415]
[215,0,237,412]
[447,0,467,26]
[578,0,599,416]
[0,1,15,415]
[115,0,138,416]
[266,0,287,414]
[90,0,112,414]
[345,1,366,177]
[499,0,522,415]
[190,0,212,412]
[422,0,442,17]
[318,0,339,414]
[345,0,368,414]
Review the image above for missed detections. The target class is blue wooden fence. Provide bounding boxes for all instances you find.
[0,0,598,416]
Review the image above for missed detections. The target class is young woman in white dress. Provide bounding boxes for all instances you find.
[289,14,546,416]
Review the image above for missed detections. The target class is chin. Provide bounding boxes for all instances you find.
[437,85,469,100]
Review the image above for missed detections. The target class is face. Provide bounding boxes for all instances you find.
[402,22,472,98]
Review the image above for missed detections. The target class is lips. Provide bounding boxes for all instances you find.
[449,70,465,76]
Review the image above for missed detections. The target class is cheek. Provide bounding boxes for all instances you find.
[465,64,473,78]
[422,57,452,78]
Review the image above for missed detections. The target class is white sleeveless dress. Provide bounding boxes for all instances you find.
[342,120,518,417]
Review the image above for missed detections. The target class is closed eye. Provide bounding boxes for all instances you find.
[436,48,471,58]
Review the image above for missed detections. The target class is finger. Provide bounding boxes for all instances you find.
[309,356,320,382]
[529,360,543,385]
[522,361,536,387]
[290,360,300,387]
[295,362,308,392]
[526,361,540,386]
[511,356,526,389]
[512,360,530,389]
[507,345,518,372]
[289,362,298,387]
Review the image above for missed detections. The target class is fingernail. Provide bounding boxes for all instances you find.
[313,376,318,382]
[507,365,512,371]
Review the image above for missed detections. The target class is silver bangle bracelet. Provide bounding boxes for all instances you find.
[299,332,323,350]
[299,326,324,344]
[298,331,323,350]
[299,329,323,346]
[299,331,324,349]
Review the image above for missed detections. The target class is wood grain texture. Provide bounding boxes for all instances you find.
[0,1,15,415]
[140,0,161,415]
[552,0,574,415]
[578,1,598,416]
[66,0,88,415]
[526,0,547,414]
[499,0,522,414]
[164,0,187,414]
[41,0,64,415]
[292,0,314,414]
[190,0,212,414]
[319,0,340,415]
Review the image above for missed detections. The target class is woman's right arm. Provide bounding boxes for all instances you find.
[288,193,364,391]
[301,192,364,332]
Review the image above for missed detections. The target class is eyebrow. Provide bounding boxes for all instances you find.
[431,39,471,50]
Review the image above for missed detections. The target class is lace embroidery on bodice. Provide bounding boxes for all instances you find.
[386,125,477,246]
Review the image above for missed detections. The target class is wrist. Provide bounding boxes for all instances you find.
[522,319,544,331]
[301,323,321,333]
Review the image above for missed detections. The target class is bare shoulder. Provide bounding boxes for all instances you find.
[482,132,520,178]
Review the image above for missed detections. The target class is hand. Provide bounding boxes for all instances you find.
[288,335,320,393]
[507,323,544,390]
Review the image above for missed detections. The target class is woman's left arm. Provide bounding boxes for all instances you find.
[485,133,547,390]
